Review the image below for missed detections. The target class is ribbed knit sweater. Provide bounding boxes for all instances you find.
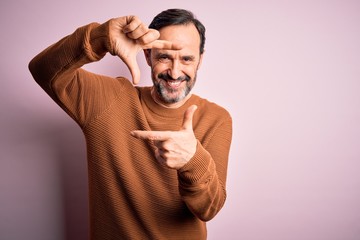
[29,22,232,240]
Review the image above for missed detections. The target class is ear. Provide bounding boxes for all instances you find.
[143,49,152,66]
[197,51,205,70]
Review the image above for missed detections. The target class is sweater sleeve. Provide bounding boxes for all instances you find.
[28,22,127,127]
[177,114,233,221]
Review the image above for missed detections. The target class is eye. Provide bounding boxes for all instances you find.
[157,54,171,63]
[182,56,194,64]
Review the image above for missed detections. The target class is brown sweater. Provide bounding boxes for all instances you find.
[29,22,232,240]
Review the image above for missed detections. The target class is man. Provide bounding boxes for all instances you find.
[29,8,232,240]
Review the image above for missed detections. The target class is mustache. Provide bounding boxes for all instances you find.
[158,73,191,82]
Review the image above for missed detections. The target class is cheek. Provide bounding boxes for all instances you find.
[151,61,198,79]
[151,62,169,75]
[184,66,198,78]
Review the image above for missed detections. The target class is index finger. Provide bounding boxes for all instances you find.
[131,130,173,141]
[142,40,183,50]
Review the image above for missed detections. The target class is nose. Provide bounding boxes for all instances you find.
[168,60,183,80]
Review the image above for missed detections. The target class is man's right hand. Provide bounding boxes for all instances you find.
[105,16,181,85]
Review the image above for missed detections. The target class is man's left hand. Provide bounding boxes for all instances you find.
[131,105,198,169]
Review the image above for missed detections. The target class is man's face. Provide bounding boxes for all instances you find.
[145,23,203,105]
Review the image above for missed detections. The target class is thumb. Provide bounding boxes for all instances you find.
[182,105,198,131]
[121,55,141,85]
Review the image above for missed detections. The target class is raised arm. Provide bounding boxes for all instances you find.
[28,16,182,125]
[29,16,181,89]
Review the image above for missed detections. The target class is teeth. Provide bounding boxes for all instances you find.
[167,80,181,87]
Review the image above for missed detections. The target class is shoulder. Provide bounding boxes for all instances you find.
[191,94,232,122]
[192,94,231,118]
[109,76,141,97]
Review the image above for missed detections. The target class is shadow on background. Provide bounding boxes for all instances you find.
[48,120,89,240]
[1,110,90,240]
[54,125,89,240]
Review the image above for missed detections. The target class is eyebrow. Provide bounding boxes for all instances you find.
[154,52,196,60]
[155,52,171,58]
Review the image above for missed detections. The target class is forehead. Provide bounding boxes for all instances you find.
[158,24,201,54]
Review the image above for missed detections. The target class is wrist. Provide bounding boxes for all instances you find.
[89,22,109,56]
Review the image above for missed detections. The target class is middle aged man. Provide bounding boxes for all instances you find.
[29,8,233,240]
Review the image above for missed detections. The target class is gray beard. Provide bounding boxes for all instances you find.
[153,74,197,104]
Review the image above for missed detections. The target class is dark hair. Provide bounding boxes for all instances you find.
[149,9,206,54]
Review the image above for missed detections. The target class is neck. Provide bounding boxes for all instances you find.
[150,87,191,109]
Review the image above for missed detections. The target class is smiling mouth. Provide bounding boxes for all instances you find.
[166,80,183,88]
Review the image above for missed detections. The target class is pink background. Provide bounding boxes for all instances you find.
[1,0,360,239]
